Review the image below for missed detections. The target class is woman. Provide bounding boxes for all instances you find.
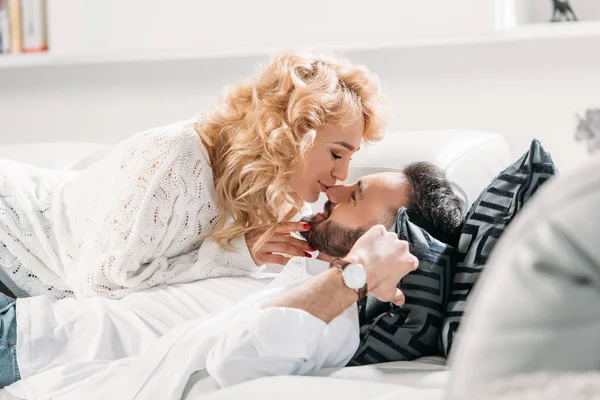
[0,51,388,300]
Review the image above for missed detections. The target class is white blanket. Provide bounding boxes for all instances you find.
[6,259,359,399]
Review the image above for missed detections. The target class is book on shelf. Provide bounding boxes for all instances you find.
[21,0,47,52]
[0,0,9,53]
[7,0,20,53]
[0,0,47,55]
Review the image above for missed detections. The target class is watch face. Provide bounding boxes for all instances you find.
[342,263,367,290]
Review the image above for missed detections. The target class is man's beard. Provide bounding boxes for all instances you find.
[300,201,365,258]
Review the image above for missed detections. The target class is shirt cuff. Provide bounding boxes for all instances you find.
[250,307,327,359]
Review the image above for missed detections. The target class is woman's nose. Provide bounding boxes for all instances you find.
[332,161,350,182]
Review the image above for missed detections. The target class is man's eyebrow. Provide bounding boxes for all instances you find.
[357,179,364,200]
[332,141,360,152]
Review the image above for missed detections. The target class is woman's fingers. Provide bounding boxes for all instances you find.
[261,242,309,259]
[274,221,312,234]
[246,222,315,266]
[259,254,292,266]
[253,221,312,238]
[270,234,315,252]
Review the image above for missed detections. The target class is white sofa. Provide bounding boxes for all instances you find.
[0,129,512,399]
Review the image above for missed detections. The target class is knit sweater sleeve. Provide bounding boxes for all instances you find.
[62,122,258,299]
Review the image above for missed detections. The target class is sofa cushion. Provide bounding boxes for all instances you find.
[447,154,600,396]
[442,139,557,356]
[0,143,109,170]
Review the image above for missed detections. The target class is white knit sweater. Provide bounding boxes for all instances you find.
[0,118,261,299]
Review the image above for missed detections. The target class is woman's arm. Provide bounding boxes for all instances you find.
[67,123,231,298]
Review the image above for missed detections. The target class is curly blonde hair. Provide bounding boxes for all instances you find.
[195,50,389,256]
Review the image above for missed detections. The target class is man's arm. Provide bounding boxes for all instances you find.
[265,225,417,322]
[264,265,358,324]
[206,226,419,387]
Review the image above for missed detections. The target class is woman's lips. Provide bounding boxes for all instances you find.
[319,182,330,192]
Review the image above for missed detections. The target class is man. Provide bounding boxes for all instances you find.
[302,161,463,259]
[1,163,463,398]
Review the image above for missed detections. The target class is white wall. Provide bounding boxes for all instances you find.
[45,0,500,55]
[2,39,598,174]
[370,38,600,174]
[1,0,599,174]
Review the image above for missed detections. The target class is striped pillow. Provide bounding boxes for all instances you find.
[349,208,456,365]
[442,139,557,356]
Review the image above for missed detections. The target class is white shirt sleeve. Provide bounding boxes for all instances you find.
[206,303,360,388]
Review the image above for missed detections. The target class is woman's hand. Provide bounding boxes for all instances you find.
[246,222,316,265]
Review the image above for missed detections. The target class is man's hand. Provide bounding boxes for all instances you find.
[345,225,418,306]
[264,225,417,324]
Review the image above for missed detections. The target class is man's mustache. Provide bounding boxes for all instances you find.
[300,201,334,229]
[322,201,334,219]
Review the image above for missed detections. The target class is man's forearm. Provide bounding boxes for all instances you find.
[263,267,358,324]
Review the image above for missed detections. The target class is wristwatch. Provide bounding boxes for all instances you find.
[329,258,368,301]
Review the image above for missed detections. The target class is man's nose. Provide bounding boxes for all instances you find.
[325,185,351,204]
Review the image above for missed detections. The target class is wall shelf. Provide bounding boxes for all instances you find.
[1,20,600,69]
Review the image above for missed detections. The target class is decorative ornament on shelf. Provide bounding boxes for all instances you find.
[575,109,600,154]
[551,0,578,22]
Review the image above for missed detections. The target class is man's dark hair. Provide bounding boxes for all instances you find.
[401,162,463,245]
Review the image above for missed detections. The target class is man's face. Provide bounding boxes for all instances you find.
[301,172,411,257]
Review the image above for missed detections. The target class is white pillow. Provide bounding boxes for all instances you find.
[0,143,110,170]
[70,145,113,170]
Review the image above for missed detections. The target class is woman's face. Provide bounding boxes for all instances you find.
[289,113,364,203]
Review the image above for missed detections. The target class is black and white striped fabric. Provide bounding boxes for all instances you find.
[349,208,456,365]
[442,139,557,356]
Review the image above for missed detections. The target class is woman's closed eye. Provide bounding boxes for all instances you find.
[331,151,342,160]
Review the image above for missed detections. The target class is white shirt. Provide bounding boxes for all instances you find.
[6,259,360,399]
[0,118,258,299]
[15,271,277,380]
